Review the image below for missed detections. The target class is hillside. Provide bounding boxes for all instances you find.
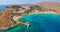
[0,2,60,28]
[37,2,60,14]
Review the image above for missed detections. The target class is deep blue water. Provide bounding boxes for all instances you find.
[0,6,60,32]
[1,13,60,32]
[21,14,60,32]
[0,6,6,12]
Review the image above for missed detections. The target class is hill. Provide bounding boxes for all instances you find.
[37,2,60,14]
[0,2,60,28]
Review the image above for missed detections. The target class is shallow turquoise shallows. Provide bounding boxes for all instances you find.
[21,14,60,32]
[1,13,60,32]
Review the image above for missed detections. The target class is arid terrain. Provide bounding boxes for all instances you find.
[37,2,60,14]
[0,2,60,28]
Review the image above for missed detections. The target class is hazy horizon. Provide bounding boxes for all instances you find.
[0,0,60,5]
[0,0,60,11]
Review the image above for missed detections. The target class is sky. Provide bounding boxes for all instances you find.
[0,0,60,5]
[0,0,60,11]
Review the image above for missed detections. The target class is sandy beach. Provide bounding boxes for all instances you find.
[29,11,57,14]
[0,11,57,30]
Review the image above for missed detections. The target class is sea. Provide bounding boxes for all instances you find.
[0,13,60,32]
[0,6,60,32]
[0,6,7,12]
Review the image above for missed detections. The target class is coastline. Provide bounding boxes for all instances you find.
[0,11,58,30]
[29,11,57,14]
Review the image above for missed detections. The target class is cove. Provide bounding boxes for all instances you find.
[21,13,60,32]
[1,13,60,32]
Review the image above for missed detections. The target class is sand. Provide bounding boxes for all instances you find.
[29,11,57,14]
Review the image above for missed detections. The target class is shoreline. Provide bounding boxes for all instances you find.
[29,11,58,14]
[0,11,58,30]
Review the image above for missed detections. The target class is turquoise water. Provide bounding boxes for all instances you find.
[1,13,60,32]
[21,14,60,32]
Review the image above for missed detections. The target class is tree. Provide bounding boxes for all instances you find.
[33,5,43,11]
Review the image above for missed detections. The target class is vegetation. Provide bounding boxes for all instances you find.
[0,5,57,28]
